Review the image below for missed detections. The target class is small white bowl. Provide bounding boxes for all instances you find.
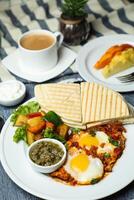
[0,80,26,106]
[27,138,67,174]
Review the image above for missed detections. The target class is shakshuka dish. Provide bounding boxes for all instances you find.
[11,101,126,186]
[51,122,126,185]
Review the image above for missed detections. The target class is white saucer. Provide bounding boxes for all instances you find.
[2,46,77,82]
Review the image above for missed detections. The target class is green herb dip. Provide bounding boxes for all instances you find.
[29,141,64,166]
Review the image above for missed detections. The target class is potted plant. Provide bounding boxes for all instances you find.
[59,0,91,45]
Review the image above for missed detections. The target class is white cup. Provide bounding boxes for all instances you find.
[18,29,63,75]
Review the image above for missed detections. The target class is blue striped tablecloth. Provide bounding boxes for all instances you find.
[0,0,134,119]
[0,0,134,200]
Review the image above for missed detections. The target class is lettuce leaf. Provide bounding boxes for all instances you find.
[10,101,40,124]
[13,126,27,143]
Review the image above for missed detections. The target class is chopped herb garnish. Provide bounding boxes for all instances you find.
[91,178,101,184]
[108,137,119,147]
[103,152,111,158]
[71,127,80,134]
[89,129,96,137]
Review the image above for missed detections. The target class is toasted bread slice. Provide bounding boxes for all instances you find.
[81,82,129,124]
[35,83,82,123]
[86,116,134,128]
[35,82,129,128]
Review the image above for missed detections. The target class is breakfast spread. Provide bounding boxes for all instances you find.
[10,82,130,186]
[1,11,134,200]
[94,44,134,78]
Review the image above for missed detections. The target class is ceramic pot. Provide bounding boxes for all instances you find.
[59,15,91,45]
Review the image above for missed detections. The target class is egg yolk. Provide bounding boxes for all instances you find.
[79,133,99,147]
[70,154,89,172]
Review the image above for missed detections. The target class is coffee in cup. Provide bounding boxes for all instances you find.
[20,34,55,50]
[18,30,63,75]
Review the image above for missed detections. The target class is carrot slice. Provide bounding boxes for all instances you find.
[27,112,42,119]
[46,121,55,129]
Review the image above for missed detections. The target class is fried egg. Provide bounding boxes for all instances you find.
[78,131,115,154]
[64,149,104,184]
[96,131,115,154]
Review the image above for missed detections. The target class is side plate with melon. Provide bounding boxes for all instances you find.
[94,44,134,78]
[77,35,134,92]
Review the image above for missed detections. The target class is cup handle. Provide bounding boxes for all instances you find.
[54,32,64,48]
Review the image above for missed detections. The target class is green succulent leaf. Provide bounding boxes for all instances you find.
[62,0,88,18]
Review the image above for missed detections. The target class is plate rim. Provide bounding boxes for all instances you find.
[76,34,134,92]
[0,97,134,200]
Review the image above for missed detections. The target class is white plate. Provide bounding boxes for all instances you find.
[77,35,134,92]
[0,98,134,200]
[2,46,77,83]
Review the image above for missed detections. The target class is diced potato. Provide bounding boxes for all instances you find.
[57,124,69,138]
[27,116,42,127]
[34,133,43,141]
[27,131,35,145]
[27,116,46,134]
[15,115,28,126]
